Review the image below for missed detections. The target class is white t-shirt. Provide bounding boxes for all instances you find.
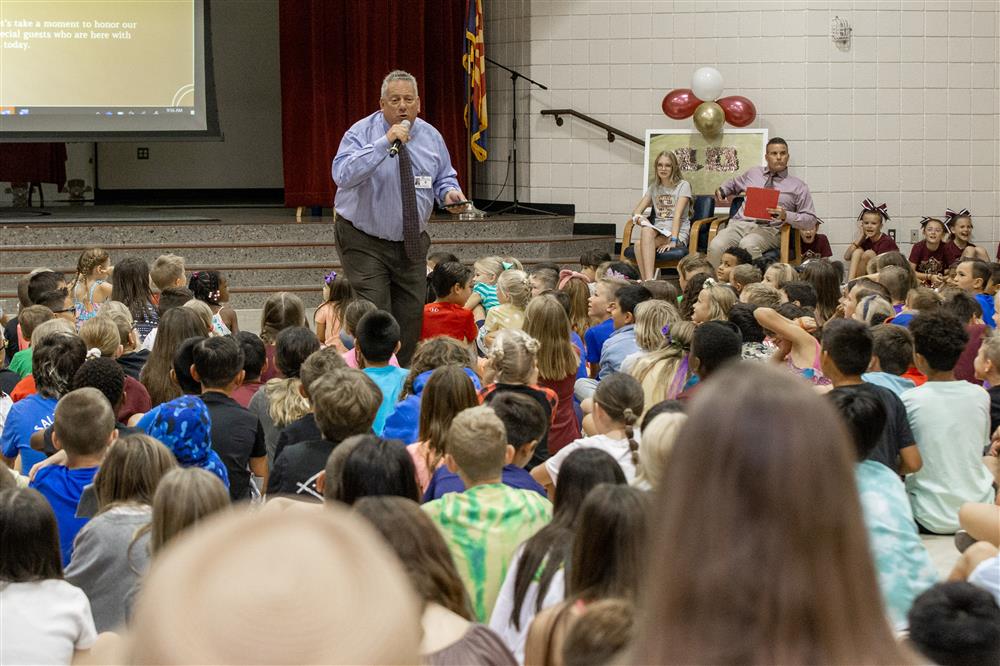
[544,434,637,484]
[0,579,97,665]
[488,545,565,664]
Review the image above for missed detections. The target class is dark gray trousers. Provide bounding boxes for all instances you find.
[334,217,429,366]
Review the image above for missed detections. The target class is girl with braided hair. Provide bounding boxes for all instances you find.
[69,248,112,327]
[531,372,644,496]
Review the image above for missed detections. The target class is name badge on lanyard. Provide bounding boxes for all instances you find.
[414,176,432,189]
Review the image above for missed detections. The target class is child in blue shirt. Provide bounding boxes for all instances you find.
[357,310,409,435]
[30,387,116,565]
[953,259,995,328]
[423,392,547,501]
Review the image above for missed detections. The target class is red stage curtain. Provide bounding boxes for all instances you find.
[0,143,67,188]
[279,1,467,208]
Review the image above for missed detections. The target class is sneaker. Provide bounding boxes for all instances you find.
[954,529,976,553]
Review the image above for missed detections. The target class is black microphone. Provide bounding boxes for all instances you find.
[389,119,411,158]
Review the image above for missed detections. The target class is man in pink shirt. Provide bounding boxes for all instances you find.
[708,138,818,267]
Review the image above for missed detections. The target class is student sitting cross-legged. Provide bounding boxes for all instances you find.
[267,368,381,502]
[422,405,552,623]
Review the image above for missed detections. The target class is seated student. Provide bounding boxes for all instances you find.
[535,373,644,492]
[889,286,941,329]
[907,582,1000,666]
[974,332,1000,435]
[728,303,777,362]
[9,318,79,403]
[798,221,832,261]
[755,306,831,387]
[354,497,517,665]
[762,262,796,291]
[877,265,911,315]
[30,388,115,565]
[676,253,713,294]
[338,299,399,368]
[421,262,478,345]
[716,246,752,285]
[840,277,890,321]
[267,369,381,502]
[729,264,762,295]
[79,315,151,423]
[7,305,53,378]
[231,331,266,407]
[382,336,480,445]
[583,277,629,379]
[273,347,346,463]
[248,326,320,467]
[904,311,995,534]
[2,331,85,473]
[863,324,918,395]
[425,251,460,304]
[191,336,267,502]
[779,280,818,312]
[422,406,552,622]
[35,288,76,328]
[691,278,737,325]
[829,387,937,630]
[425,392,548,501]
[739,281,782,309]
[101,301,152,381]
[332,435,420,506]
[141,285,194,352]
[939,289,987,385]
[528,266,559,298]
[139,393,229,489]
[0,487,97,665]
[65,434,176,633]
[846,200,899,281]
[357,310,409,435]
[677,320,742,402]
[596,284,652,380]
[954,258,996,329]
[579,248,612,287]
[854,294,895,327]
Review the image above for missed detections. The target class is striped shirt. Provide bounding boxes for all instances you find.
[473,282,500,311]
[423,483,552,621]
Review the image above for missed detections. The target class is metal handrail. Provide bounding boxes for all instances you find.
[540,109,643,146]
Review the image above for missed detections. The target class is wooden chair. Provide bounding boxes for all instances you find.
[620,194,719,275]
[708,195,802,265]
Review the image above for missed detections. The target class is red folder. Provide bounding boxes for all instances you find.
[744,187,780,221]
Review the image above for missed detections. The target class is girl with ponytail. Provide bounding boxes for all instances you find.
[531,372,644,496]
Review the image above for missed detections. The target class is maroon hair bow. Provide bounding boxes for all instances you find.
[858,198,890,221]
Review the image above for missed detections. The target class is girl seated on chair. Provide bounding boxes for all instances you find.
[629,150,692,282]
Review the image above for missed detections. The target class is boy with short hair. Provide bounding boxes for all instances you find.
[739,282,782,308]
[579,249,612,284]
[273,347,347,462]
[780,281,818,310]
[890,287,941,328]
[600,284,651,380]
[828,387,937,630]
[421,262,478,344]
[357,310,408,435]
[798,222,832,260]
[150,253,187,291]
[953,259,995,328]
[7,305,54,378]
[677,254,712,292]
[680,321,742,401]
[423,405,551,622]
[191,336,267,501]
[30,387,115,564]
[862,324,918,395]
[907,582,1000,666]
[903,312,995,534]
[877,265,911,314]
[821,319,921,475]
[940,290,988,385]
[231,331,267,408]
[729,264,762,294]
[716,246,752,284]
[423,392,548,501]
[142,286,195,352]
[266,369,380,501]
[584,278,629,379]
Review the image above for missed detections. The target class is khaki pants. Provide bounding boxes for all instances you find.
[707,220,780,267]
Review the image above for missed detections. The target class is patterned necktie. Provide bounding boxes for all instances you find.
[397,145,422,262]
[764,171,776,189]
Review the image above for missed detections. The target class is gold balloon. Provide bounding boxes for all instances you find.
[692,101,725,138]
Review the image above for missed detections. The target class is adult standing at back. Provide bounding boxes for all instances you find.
[708,137,818,267]
[333,70,468,365]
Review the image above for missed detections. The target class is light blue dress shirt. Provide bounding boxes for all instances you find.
[332,111,460,241]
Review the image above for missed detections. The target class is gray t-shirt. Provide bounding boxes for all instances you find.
[644,179,693,243]
[65,505,151,633]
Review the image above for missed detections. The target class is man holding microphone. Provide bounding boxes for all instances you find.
[333,70,467,365]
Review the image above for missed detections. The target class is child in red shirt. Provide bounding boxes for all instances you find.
[421,262,477,344]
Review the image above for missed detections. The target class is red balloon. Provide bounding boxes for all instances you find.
[661,88,701,120]
[717,95,757,127]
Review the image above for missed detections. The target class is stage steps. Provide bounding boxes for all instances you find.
[0,209,613,309]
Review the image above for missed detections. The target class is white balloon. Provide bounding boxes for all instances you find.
[691,67,724,102]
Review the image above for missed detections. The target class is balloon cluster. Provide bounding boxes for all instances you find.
[662,67,756,139]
